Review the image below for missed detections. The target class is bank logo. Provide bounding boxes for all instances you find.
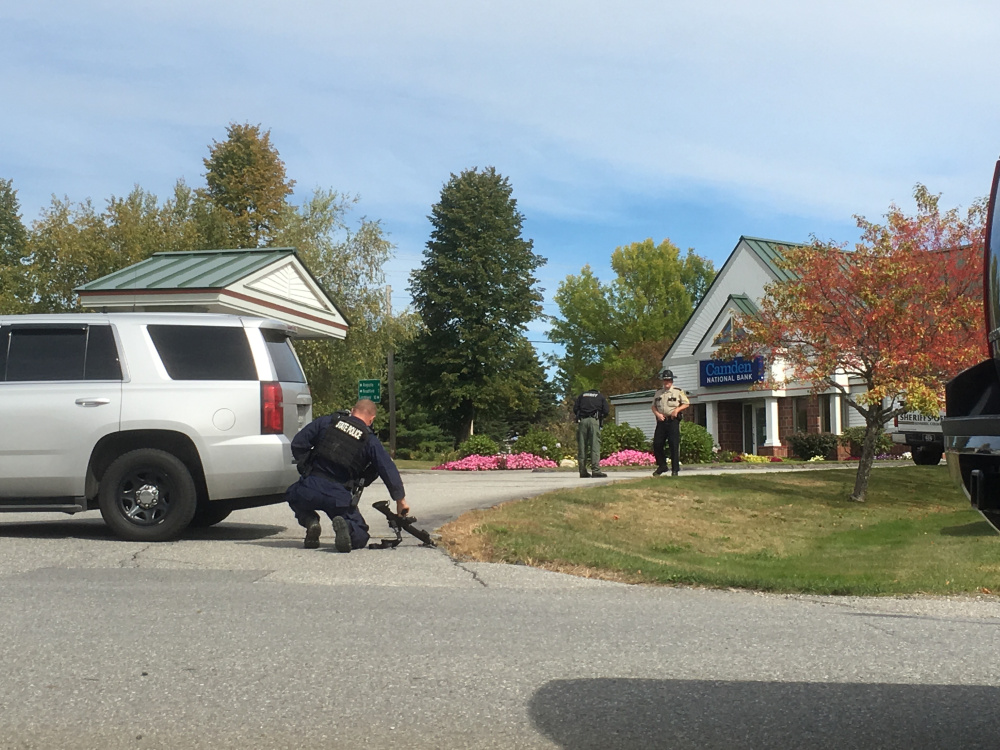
[699,356,765,387]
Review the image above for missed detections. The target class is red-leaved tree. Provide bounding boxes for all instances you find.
[718,185,986,501]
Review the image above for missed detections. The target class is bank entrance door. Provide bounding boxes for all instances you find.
[742,403,767,454]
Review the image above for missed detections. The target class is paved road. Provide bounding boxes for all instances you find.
[2,466,999,749]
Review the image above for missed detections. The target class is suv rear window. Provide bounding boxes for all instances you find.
[0,325,122,382]
[261,328,307,383]
[147,325,256,381]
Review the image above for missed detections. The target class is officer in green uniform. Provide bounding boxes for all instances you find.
[651,369,689,476]
[574,388,610,478]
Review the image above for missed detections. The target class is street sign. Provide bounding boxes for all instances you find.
[358,379,381,403]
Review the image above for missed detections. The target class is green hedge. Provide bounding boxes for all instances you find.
[457,434,500,458]
[838,426,892,456]
[600,422,650,458]
[786,432,839,460]
[511,429,565,462]
[679,421,714,464]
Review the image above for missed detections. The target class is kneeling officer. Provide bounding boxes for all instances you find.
[285,398,409,552]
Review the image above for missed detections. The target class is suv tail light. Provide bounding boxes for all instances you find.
[261,381,284,435]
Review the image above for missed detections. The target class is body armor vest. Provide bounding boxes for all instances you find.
[577,391,604,418]
[313,414,371,486]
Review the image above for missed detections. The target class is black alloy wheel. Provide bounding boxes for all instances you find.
[98,449,197,541]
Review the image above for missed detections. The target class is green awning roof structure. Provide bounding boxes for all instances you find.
[740,236,802,281]
[76,248,349,339]
[729,293,759,317]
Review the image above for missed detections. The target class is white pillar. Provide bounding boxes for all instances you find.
[765,397,781,447]
[831,394,842,435]
[705,401,718,445]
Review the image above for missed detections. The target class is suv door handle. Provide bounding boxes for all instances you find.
[75,398,111,407]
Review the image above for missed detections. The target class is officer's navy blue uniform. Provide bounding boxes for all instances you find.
[284,412,406,549]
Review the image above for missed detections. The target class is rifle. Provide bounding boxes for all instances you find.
[368,501,437,549]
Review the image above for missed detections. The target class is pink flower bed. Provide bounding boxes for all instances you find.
[602,450,656,466]
[432,453,558,471]
[504,453,558,470]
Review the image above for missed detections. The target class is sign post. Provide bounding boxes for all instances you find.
[358,379,381,403]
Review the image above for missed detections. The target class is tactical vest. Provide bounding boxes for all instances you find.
[313,414,371,486]
[577,390,605,418]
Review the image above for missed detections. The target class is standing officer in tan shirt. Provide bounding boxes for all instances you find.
[651,369,689,476]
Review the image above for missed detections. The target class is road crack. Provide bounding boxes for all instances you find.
[449,557,488,587]
[118,545,152,568]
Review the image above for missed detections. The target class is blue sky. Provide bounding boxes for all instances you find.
[4,1,999,364]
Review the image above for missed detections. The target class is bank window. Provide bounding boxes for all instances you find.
[714,318,734,346]
[819,394,832,432]
[793,397,809,433]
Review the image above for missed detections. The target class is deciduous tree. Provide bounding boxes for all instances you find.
[276,189,418,415]
[549,238,715,395]
[718,185,986,502]
[201,122,294,248]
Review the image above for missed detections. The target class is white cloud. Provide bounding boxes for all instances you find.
[2,0,996,272]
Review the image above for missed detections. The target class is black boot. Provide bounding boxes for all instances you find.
[580,469,591,478]
[591,470,608,478]
[303,519,321,549]
[332,516,352,553]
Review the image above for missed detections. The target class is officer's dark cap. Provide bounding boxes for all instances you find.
[660,369,674,380]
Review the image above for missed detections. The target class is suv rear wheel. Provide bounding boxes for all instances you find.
[98,449,197,541]
[912,446,944,466]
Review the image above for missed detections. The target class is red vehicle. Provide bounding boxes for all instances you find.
[943,158,1000,531]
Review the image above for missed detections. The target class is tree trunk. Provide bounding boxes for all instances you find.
[457,404,476,445]
[850,420,881,502]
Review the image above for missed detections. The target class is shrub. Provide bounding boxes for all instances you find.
[679,421,714,464]
[510,429,564,463]
[600,422,650,458]
[786,432,839,460]
[457,434,499,459]
[838,426,892,457]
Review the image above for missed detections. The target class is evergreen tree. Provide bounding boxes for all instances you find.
[406,167,547,442]
[0,178,29,313]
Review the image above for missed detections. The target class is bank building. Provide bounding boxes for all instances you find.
[609,236,866,458]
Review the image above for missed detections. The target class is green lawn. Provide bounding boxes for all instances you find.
[439,465,1000,596]
[394,459,441,470]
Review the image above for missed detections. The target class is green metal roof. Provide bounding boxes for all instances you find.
[740,236,802,282]
[729,293,759,317]
[76,248,298,291]
[608,389,657,401]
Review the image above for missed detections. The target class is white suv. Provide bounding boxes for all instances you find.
[0,313,313,541]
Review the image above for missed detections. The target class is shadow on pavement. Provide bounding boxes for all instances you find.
[0,519,286,542]
[529,678,998,749]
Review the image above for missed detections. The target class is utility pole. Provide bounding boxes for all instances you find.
[386,286,397,457]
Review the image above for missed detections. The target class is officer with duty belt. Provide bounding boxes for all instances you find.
[574,388,610,478]
[651,369,689,477]
[284,399,408,552]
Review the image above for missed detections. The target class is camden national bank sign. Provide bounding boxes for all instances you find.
[699,356,765,387]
